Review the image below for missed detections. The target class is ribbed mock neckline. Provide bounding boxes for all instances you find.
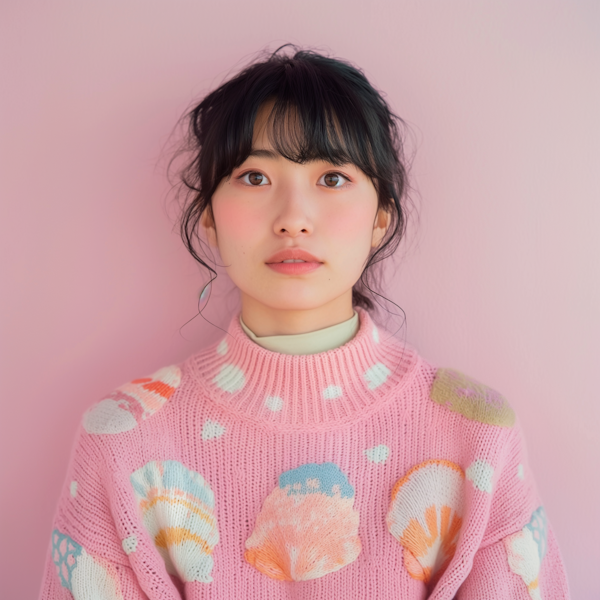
[184,306,421,431]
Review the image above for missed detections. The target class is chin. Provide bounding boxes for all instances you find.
[254,294,336,312]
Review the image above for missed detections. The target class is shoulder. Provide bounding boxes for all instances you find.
[81,364,183,435]
[428,367,515,428]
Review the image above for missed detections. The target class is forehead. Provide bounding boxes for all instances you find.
[252,99,298,149]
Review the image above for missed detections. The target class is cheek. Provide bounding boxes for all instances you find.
[215,202,248,237]
[325,205,375,249]
[212,201,265,258]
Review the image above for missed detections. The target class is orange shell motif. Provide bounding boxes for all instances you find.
[244,462,361,581]
[82,365,182,434]
[386,459,465,588]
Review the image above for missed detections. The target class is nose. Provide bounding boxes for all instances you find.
[272,182,314,237]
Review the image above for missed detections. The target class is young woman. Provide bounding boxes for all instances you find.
[40,46,570,599]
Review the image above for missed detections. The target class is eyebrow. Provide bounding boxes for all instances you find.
[247,148,280,159]
[246,148,352,168]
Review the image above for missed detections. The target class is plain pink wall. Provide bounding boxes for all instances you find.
[2,1,598,597]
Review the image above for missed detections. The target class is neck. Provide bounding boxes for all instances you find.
[239,291,355,336]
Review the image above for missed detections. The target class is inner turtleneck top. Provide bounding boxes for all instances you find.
[239,310,359,355]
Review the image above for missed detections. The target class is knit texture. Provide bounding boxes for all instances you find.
[40,306,570,599]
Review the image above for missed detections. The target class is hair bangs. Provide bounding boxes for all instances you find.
[258,95,377,177]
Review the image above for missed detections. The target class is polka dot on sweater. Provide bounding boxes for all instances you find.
[122,535,137,555]
[213,364,246,393]
[322,385,342,400]
[265,396,284,412]
[364,444,389,464]
[202,419,226,440]
[372,325,380,343]
[466,459,494,493]
[364,363,391,390]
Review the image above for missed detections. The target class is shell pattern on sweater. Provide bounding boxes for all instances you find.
[40,306,570,599]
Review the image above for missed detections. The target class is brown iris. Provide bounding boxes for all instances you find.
[248,172,265,185]
[323,173,341,187]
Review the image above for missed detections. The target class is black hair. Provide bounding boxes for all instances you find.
[172,44,413,317]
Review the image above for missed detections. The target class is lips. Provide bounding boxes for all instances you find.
[265,248,322,264]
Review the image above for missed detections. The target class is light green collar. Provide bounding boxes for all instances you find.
[239,310,359,355]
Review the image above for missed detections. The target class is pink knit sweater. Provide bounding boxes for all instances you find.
[40,306,570,599]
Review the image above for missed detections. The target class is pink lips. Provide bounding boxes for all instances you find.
[265,248,322,264]
[267,262,322,275]
[265,247,323,275]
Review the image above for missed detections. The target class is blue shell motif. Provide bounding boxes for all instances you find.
[524,506,548,561]
[51,530,82,590]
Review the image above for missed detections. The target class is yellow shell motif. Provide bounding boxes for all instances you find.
[130,460,219,583]
[386,459,465,588]
[430,368,515,427]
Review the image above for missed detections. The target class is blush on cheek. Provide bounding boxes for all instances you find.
[215,202,254,236]
[212,201,265,267]
[331,208,374,247]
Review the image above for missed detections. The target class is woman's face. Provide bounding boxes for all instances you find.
[203,102,390,329]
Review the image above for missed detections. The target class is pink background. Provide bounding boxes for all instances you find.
[1,1,598,598]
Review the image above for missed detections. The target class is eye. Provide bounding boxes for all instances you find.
[319,172,351,188]
[238,171,270,186]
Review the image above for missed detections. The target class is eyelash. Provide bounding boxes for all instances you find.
[236,170,352,188]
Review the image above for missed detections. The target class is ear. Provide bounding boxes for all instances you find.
[371,207,391,248]
[200,205,218,248]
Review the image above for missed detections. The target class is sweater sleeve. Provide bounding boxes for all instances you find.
[456,421,570,600]
[38,421,153,600]
[457,525,569,599]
